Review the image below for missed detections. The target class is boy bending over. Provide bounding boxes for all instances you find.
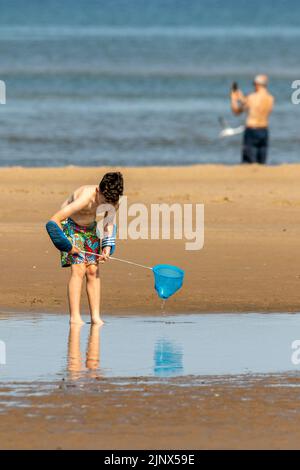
[47,172,124,325]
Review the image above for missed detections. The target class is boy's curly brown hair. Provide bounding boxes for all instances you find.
[99,172,124,204]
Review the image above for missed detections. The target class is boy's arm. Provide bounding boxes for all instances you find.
[99,207,117,261]
[47,195,91,255]
[50,195,90,228]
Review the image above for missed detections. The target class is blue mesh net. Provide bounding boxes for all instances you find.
[153,265,185,300]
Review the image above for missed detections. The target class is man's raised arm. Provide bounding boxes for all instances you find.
[231,89,247,115]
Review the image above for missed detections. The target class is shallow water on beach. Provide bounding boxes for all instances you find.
[1,0,300,166]
[1,313,300,383]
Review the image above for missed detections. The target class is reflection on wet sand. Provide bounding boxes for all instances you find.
[67,324,102,378]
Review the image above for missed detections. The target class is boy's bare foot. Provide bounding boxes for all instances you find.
[69,317,85,326]
[91,317,104,326]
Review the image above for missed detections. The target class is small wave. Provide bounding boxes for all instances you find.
[3,135,77,145]
[2,67,300,81]
[1,25,300,40]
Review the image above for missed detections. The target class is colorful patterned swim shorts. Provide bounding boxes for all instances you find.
[61,218,100,268]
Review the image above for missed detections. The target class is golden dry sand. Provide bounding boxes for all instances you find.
[1,164,300,314]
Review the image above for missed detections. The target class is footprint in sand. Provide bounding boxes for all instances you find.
[30,298,44,305]
[211,196,233,203]
[273,200,300,207]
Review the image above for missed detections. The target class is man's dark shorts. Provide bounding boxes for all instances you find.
[242,127,269,164]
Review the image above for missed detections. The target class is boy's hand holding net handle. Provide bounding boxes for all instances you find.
[80,250,152,270]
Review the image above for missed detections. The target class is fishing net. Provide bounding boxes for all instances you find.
[153,265,185,300]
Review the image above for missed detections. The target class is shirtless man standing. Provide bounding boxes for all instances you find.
[231,75,275,164]
[49,172,124,325]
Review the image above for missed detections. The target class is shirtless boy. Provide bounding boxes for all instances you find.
[231,75,275,164]
[47,172,124,325]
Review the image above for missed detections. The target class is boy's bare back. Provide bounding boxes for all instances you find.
[62,185,105,226]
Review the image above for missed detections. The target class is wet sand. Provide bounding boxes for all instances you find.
[1,375,300,450]
[1,164,300,314]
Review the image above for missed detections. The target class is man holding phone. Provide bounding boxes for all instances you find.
[231,75,274,164]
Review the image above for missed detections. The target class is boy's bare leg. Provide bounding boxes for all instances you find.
[86,264,103,325]
[68,264,86,325]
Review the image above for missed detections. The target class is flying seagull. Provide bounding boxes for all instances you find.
[218,117,245,138]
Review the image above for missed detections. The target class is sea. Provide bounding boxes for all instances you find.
[0,0,300,167]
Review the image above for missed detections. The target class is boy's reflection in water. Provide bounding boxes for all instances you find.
[67,323,102,379]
